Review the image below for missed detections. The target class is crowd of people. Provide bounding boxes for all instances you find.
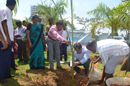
[0,0,130,86]
[0,0,71,84]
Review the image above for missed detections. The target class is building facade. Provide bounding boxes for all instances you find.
[31,5,37,16]
[99,33,109,41]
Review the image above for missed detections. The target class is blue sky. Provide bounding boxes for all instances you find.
[0,0,122,20]
[0,0,125,35]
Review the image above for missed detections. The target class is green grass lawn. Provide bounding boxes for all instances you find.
[0,51,129,86]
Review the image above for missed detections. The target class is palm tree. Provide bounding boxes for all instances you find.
[90,21,105,38]
[36,0,68,25]
[115,1,130,40]
[87,3,121,38]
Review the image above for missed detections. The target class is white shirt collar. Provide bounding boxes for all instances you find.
[6,6,11,12]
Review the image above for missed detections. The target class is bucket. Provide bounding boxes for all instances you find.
[88,63,103,84]
[106,77,130,86]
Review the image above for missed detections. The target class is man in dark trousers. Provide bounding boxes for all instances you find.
[68,43,90,76]
[46,20,70,71]
[60,23,68,63]
[15,20,28,64]
[0,0,16,84]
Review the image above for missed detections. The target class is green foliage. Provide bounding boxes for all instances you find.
[36,0,68,25]
[122,0,130,2]
[115,1,130,39]
[87,1,130,39]
[12,19,17,30]
[87,3,125,38]
[12,0,19,15]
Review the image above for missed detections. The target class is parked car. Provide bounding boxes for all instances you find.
[113,36,128,44]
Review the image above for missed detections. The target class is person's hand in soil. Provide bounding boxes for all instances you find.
[73,62,78,67]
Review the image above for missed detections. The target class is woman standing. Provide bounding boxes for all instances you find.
[26,15,46,69]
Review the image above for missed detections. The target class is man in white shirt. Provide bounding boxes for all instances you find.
[15,20,27,64]
[0,0,16,84]
[86,39,129,86]
[60,23,68,63]
[69,43,91,76]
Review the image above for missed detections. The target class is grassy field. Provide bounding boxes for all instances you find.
[0,51,129,86]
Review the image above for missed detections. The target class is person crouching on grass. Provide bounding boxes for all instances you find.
[68,43,91,76]
[86,39,129,86]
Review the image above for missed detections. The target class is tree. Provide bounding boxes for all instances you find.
[87,3,121,38]
[115,1,130,40]
[36,0,68,25]
[122,0,130,2]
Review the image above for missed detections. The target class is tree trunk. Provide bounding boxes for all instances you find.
[111,27,114,38]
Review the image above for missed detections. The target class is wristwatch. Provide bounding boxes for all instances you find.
[77,61,79,64]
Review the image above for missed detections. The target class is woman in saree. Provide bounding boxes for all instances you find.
[26,15,46,69]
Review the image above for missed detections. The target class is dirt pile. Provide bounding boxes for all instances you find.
[19,56,106,86]
[20,68,89,86]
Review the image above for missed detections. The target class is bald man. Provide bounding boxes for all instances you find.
[86,39,129,86]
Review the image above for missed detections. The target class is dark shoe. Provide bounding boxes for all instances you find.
[18,59,23,62]
[0,80,9,84]
[57,66,65,70]
[50,68,54,72]
[13,67,19,70]
[24,60,28,64]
